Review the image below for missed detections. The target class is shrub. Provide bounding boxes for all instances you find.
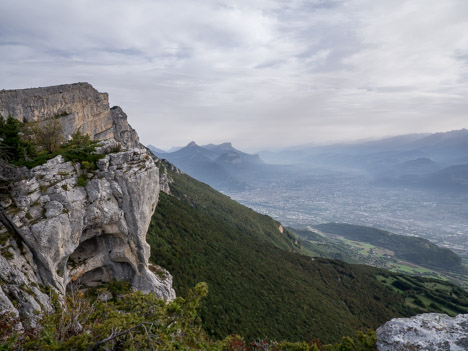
[1,282,215,350]
[0,119,104,169]
[0,116,36,163]
[30,117,64,153]
[0,279,378,350]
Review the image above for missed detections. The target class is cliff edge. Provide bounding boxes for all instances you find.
[0,83,174,331]
[0,83,139,149]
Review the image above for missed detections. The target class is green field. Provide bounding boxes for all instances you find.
[376,274,468,316]
[314,223,463,271]
[292,227,468,288]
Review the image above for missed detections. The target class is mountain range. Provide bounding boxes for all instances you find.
[149,142,264,191]
[151,129,468,194]
[260,129,468,166]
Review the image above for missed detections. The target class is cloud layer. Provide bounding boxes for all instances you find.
[1,0,467,150]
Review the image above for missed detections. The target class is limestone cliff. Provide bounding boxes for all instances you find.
[0,83,175,330]
[0,83,139,149]
[110,106,140,149]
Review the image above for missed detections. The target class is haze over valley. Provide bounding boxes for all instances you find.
[151,129,468,276]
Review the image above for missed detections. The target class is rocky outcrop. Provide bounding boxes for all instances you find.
[111,106,140,149]
[0,83,140,148]
[0,83,175,330]
[0,83,113,141]
[0,142,175,329]
[153,158,181,195]
[377,313,468,351]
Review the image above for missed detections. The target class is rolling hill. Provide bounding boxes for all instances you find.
[313,223,462,271]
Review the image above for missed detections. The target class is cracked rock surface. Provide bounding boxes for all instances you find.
[377,313,468,351]
[0,144,175,330]
[0,83,141,149]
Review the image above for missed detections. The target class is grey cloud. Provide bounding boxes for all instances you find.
[0,0,467,150]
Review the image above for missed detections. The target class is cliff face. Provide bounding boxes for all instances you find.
[0,83,140,149]
[0,83,174,330]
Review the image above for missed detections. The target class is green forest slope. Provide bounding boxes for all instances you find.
[147,165,468,344]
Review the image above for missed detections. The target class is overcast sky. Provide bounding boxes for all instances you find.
[1,0,467,151]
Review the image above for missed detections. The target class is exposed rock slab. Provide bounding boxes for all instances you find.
[0,83,113,140]
[0,83,140,149]
[377,313,468,351]
[111,106,140,149]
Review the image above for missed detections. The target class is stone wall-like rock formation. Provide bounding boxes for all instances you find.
[0,83,141,149]
[0,83,113,141]
[0,83,175,330]
[377,313,468,351]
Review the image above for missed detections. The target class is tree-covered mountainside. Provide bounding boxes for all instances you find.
[147,166,468,344]
[288,227,359,263]
[313,223,462,271]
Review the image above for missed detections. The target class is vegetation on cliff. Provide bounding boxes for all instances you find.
[0,115,104,169]
[0,280,378,351]
[1,281,212,350]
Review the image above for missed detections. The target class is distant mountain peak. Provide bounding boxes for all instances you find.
[187,141,198,147]
[202,142,235,152]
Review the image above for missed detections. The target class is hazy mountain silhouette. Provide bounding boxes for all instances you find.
[260,129,468,168]
[148,141,264,191]
[379,164,468,193]
[394,158,441,175]
[151,129,468,193]
[147,144,166,155]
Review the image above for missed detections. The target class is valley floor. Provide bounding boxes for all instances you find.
[225,171,468,257]
[225,171,468,287]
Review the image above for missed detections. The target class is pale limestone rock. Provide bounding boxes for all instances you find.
[0,83,113,141]
[0,145,175,330]
[0,226,51,330]
[153,157,181,195]
[111,106,140,149]
[0,83,175,330]
[377,313,468,351]
[0,83,140,149]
